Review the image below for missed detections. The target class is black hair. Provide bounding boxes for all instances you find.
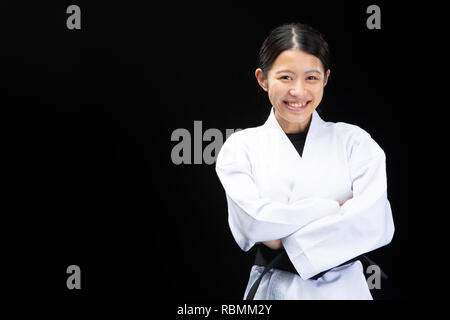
[257,22,330,78]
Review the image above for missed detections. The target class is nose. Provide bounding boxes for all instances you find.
[289,81,307,97]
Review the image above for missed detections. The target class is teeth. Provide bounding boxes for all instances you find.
[287,102,307,108]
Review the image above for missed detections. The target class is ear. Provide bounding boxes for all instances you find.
[323,69,331,87]
[255,68,268,92]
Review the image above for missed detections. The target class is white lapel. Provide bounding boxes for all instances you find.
[261,106,327,203]
[262,106,326,160]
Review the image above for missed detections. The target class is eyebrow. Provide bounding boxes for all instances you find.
[275,69,323,75]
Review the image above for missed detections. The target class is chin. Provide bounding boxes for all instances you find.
[279,107,312,122]
[288,114,310,123]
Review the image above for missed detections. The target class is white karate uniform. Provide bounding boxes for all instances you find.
[215,106,395,300]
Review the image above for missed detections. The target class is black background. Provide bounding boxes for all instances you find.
[2,0,428,307]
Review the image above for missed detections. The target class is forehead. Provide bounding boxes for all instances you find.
[270,49,324,74]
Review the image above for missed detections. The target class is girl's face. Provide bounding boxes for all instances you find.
[256,49,330,133]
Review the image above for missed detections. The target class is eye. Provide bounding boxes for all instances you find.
[280,75,292,80]
[306,75,319,80]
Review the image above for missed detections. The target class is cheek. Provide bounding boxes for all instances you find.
[268,83,285,100]
[310,86,324,100]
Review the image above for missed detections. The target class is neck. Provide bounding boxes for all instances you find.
[274,111,312,134]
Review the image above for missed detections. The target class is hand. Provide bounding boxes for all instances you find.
[339,195,353,207]
[261,239,283,250]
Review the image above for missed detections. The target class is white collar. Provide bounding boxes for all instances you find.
[263,106,325,140]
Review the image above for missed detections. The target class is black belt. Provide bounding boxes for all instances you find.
[245,244,388,300]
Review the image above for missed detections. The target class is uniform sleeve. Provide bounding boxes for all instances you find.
[281,129,395,280]
[215,133,341,252]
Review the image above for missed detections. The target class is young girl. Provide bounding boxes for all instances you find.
[215,22,394,300]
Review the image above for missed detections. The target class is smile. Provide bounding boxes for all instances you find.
[283,100,311,112]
